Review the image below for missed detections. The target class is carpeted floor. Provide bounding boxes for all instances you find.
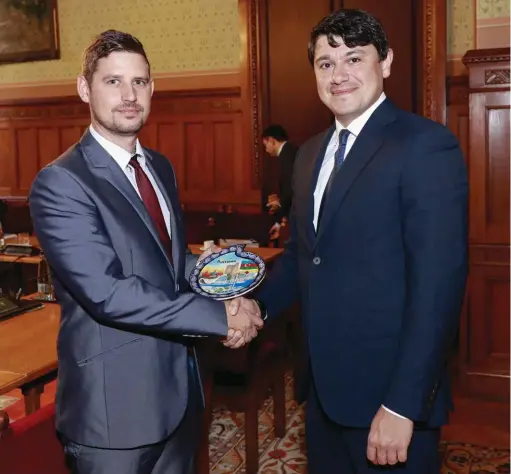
[207,376,510,473]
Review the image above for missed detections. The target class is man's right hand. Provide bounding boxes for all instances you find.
[269,223,281,240]
[222,297,263,349]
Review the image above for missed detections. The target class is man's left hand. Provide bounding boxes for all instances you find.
[366,406,413,466]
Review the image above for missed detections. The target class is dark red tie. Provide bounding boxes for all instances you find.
[129,155,173,262]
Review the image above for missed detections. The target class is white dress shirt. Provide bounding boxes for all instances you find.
[311,94,408,421]
[313,93,386,230]
[89,125,172,238]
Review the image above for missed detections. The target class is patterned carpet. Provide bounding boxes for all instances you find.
[208,375,510,473]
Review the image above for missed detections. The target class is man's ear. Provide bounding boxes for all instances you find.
[150,78,154,97]
[77,76,91,104]
[381,49,393,79]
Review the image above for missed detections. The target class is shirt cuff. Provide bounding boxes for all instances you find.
[254,299,268,320]
[382,405,409,420]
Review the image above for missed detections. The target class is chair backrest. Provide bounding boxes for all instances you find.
[0,403,68,474]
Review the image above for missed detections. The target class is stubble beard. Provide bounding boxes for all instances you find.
[92,108,146,136]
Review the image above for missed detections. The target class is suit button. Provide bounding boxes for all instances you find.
[313,257,321,265]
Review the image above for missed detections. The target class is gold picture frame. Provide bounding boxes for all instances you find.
[0,0,60,65]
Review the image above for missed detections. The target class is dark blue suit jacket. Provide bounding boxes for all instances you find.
[29,131,228,449]
[256,100,468,428]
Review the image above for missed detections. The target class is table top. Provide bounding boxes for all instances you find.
[0,303,59,394]
[0,371,26,395]
[0,235,42,265]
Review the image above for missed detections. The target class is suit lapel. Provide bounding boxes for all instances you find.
[315,100,397,245]
[305,126,335,246]
[78,131,175,278]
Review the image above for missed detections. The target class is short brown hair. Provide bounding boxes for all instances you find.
[82,29,150,83]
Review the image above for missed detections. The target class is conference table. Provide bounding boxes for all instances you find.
[0,244,283,414]
[0,235,42,265]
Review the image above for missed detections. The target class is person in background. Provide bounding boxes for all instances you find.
[262,125,298,242]
[238,9,468,473]
[29,30,262,474]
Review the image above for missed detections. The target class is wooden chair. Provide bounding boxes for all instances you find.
[196,317,288,474]
[0,403,68,474]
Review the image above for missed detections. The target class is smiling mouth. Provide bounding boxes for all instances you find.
[331,88,356,95]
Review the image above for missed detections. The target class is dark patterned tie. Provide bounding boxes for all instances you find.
[129,155,173,262]
[317,129,351,230]
[334,129,351,170]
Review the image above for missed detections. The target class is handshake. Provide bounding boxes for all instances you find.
[222,297,264,349]
[197,244,265,349]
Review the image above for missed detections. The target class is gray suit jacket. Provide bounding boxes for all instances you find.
[29,130,228,449]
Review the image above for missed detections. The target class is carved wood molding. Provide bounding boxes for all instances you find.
[485,69,510,85]
[0,88,242,120]
[418,0,447,124]
[239,0,264,187]
[462,48,510,90]
[249,0,261,180]
[463,48,511,65]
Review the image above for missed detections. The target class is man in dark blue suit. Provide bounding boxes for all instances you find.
[244,8,468,473]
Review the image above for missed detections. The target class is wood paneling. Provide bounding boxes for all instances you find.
[0,88,260,212]
[447,75,469,162]
[459,48,510,401]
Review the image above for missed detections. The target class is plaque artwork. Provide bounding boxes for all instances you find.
[189,245,266,300]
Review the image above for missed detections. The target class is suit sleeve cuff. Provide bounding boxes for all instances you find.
[382,405,409,420]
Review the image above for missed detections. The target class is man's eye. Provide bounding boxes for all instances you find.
[349,57,361,64]
[107,79,119,85]
[134,80,147,86]
[319,62,332,69]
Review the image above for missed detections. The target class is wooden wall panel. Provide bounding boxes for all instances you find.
[0,124,14,195]
[0,88,260,212]
[459,48,510,401]
[16,128,39,194]
[213,121,235,192]
[447,75,469,162]
[38,128,60,168]
[184,122,210,192]
[157,122,184,185]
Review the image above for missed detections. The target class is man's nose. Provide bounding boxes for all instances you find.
[121,83,136,102]
[331,64,349,84]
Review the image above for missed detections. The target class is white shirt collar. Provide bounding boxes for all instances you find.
[334,92,386,138]
[89,124,145,169]
[277,141,287,156]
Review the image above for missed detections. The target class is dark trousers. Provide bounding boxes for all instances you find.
[305,382,441,473]
[61,357,201,474]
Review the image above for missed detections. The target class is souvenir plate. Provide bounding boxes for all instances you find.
[189,244,266,300]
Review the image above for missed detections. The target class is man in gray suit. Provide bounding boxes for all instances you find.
[29,30,263,474]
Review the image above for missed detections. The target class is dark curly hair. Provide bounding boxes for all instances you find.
[308,9,389,65]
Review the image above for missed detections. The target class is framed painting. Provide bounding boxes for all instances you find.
[0,0,60,65]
